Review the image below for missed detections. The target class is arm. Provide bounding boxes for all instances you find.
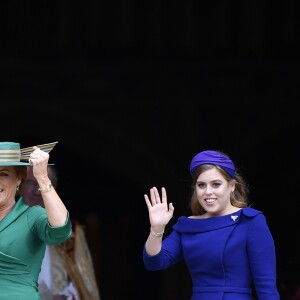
[247,214,280,300]
[29,146,68,226]
[143,229,183,271]
[144,187,174,256]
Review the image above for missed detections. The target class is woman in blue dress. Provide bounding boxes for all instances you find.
[143,150,280,300]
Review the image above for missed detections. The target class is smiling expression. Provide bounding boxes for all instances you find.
[195,167,235,217]
[0,167,21,208]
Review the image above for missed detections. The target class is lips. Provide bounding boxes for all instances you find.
[205,198,216,204]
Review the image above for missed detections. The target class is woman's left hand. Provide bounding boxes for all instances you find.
[29,146,49,178]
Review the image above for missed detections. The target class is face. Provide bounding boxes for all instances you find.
[20,166,56,207]
[20,167,46,207]
[0,167,21,207]
[195,167,235,217]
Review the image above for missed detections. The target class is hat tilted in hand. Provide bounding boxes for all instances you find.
[0,141,58,166]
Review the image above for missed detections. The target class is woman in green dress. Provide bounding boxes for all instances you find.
[0,141,72,300]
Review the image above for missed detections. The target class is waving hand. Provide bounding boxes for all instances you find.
[144,187,174,228]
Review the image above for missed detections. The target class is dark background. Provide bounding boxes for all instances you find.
[1,1,300,299]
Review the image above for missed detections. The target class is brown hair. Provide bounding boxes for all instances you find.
[190,164,249,216]
[14,166,27,198]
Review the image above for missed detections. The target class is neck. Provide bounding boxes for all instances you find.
[0,199,16,221]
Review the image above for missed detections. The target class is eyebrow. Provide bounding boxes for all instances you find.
[197,179,223,183]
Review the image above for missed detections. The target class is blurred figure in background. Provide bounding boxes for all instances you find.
[20,166,101,300]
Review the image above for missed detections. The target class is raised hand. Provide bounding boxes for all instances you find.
[144,187,174,228]
[29,146,49,178]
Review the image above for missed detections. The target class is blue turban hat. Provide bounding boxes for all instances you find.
[190,150,236,178]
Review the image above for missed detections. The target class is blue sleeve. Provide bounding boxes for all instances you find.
[247,213,280,300]
[143,230,184,271]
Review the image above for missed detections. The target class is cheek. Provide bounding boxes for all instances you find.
[220,188,231,198]
[195,188,204,198]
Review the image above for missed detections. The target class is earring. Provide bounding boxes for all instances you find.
[16,185,19,191]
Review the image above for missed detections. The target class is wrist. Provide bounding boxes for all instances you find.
[150,226,165,237]
[38,181,52,193]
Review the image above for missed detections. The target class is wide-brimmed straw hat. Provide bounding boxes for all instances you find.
[0,141,58,166]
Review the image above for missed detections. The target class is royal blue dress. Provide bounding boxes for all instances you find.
[143,208,280,300]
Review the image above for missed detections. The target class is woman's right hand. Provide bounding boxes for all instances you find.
[144,187,174,229]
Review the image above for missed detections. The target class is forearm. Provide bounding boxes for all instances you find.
[37,176,68,226]
[145,226,165,256]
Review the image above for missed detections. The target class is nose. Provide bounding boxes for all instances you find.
[205,186,213,194]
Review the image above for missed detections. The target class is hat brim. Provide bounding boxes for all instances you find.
[0,141,58,167]
[0,162,55,166]
[0,162,30,166]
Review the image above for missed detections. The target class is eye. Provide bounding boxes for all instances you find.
[212,182,222,188]
[0,172,9,177]
[196,183,206,189]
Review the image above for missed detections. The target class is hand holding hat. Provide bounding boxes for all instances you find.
[29,146,50,176]
[0,141,58,166]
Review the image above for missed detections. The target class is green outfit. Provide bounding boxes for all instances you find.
[0,197,72,300]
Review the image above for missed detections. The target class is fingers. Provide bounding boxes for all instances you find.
[29,147,49,166]
[154,187,167,204]
[152,187,160,204]
[161,187,167,203]
[144,194,152,209]
[144,187,168,208]
[168,202,175,212]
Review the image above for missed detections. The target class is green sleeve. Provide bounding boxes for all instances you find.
[27,206,73,245]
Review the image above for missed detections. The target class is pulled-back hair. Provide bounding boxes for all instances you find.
[14,166,27,199]
[14,166,27,183]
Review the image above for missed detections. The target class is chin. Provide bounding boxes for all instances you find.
[205,206,219,213]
